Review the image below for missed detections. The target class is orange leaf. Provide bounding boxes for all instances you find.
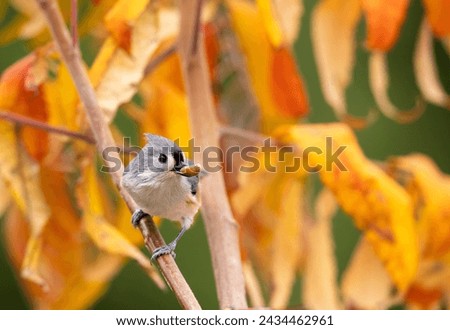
[405,283,443,309]
[203,22,220,81]
[361,0,410,51]
[4,167,120,309]
[270,47,308,118]
[226,0,308,134]
[422,0,450,38]
[0,53,49,161]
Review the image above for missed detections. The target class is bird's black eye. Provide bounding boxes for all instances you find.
[158,153,168,163]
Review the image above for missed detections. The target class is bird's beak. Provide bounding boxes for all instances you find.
[174,163,201,177]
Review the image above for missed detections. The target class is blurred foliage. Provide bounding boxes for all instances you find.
[0,0,449,309]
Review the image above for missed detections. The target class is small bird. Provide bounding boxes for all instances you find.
[121,134,202,261]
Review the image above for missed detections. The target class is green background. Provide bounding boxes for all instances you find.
[1,0,449,309]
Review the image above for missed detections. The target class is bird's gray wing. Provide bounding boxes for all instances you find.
[186,175,199,196]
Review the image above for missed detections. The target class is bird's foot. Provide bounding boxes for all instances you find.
[151,242,177,262]
[131,209,148,227]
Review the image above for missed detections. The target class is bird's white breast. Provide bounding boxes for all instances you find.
[123,171,200,223]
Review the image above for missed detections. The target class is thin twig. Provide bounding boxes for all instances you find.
[35,0,201,310]
[143,42,177,76]
[0,110,94,144]
[190,0,203,55]
[70,0,78,47]
[178,0,247,309]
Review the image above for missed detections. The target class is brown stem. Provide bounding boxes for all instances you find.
[70,0,78,46]
[35,0,200,310]
[0,110,94,144]
[178,0,247,309]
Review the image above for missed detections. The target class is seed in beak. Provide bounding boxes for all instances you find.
[179,164,201,177]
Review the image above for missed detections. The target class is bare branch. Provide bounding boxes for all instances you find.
[35,0,201,310]
[178,0,247,309]
[143,42,177,76]
[0,110,94,144]
[70,0,78,46]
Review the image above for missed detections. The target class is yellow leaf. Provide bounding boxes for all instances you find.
[256,0,303,47]
[311,0,373,127]
[0,179,11,216]
[4,167,119,309]
[0,122,51,290]
[413,20,450,109]
[43,60,79,131]
[0,16,27,46]
[79,164,164,288]
[341,237,395,309]
[387,154,450,259]
[9,0,46,39]
[303,188,342,309]
[232,152,304,309]
[90,4,179,122]
[136,42,192,151]
[226,0,308,134]
[368,52,424,122]
[361,0,410,51]
[104,0,150,52]
[275,123,419,291]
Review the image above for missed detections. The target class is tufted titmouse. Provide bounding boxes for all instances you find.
[121,134,202,261]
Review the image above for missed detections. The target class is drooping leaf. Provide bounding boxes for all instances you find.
[368,52,424,122]
[8,0,47,39]
[77,163,164,288]
[0,121,51,289]
[134,42,191,151]
[231,151,305,309]
[341,237,395,309]
[104,0,150,53]
[90,2,179,122]
[422,0,450,38]
[311,0,373,127]
[361,0,410,51]
[4,166,120,309]
[303,188,342,309]
[256,0,303,47]
[275,123,419,291]
[413,20,450,109]
[0,53,49,161]
[226,0,308,134]
[387,154,450,259]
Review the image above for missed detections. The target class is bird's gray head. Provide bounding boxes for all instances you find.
[124,134,198,184]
